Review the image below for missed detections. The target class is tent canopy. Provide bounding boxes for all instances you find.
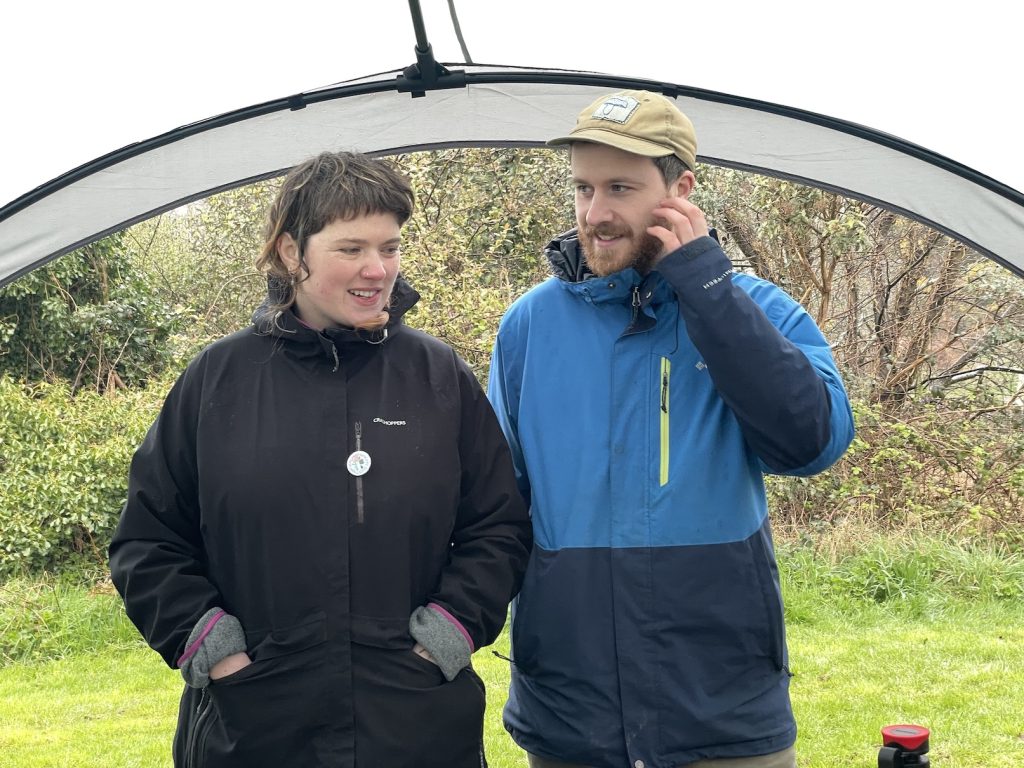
[2,1,1021,286]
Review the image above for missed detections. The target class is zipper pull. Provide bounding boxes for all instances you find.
[661,369,669,413]
[631,285,641,325]
[491,649,517,666]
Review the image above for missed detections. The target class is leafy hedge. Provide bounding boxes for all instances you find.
[0,376,166,573]
[5,371,1023,576]
[0,234,182,391]
[767,400,1024,545]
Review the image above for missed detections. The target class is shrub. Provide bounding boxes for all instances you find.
[768,400,1024,546]
[0,234,183,391]
[0,376,167,574]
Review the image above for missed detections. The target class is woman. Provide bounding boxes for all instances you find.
[109,151,532,767]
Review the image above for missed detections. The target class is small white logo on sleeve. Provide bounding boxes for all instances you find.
[373,417,407,426]
[702,269,733,290]
[591,96,640,124]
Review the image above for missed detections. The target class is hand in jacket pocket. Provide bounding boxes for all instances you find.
[210,651,252,680]
[412,643,439,667]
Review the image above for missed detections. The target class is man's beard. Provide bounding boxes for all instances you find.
[579,224,664,277]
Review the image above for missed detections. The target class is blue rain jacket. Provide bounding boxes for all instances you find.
[487,232,854,768]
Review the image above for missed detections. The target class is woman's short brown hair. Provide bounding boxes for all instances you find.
[255,151,415,315]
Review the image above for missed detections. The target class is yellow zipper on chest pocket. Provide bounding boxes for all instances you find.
[660,357,671,486]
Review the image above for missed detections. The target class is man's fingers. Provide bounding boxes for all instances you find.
[654,197,708,242]
[651,206,696,244]
[647,224,679,253]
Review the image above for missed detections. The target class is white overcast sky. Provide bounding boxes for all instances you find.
[2,0,1021,207]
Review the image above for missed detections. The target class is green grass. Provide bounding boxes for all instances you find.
[0,646,179,768]
[3,537,1024,767]
[788,611,1024,766]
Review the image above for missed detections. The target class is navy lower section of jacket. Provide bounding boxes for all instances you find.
[503,522,796,768]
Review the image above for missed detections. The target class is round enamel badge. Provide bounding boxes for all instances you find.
[346,450,372,477]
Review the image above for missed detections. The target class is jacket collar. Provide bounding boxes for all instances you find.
[545,229,674,307]
[251,276,420,364]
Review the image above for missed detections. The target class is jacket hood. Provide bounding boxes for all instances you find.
[543,228,662,308]
[544,229,592,284]
[545,227,722,287]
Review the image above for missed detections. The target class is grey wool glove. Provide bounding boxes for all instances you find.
[178,607,247,688]
[409,604,473,682]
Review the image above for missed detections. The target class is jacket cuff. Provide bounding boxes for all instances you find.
[674,234,720,261]
[409,604,473,682]
[657,235,735,300]
[177,607,247,689]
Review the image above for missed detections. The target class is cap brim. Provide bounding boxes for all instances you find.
[545,135,576,147]
[545,128,671,158]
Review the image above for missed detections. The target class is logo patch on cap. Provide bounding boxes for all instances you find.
[591,96,640,124]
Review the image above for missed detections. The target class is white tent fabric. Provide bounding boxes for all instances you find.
[2,1,1022,286]
[2,65,1022,287]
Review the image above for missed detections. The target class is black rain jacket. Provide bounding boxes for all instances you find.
[109,279,532,767]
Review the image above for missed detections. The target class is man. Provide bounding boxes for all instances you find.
[487,90,855,768]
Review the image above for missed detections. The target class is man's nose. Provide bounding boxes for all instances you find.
[585,193,613,226]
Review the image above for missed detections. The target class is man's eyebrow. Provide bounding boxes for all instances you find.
[571,176,645,185]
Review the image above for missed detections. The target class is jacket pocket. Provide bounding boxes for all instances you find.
[351,644,486,767]
[199,612,331,766]
[659,356,671,487]
[407,647,447,679]
[350,612,412,650]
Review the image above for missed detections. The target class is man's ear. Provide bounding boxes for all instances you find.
[277,233,300,272]
[670,170,697,199]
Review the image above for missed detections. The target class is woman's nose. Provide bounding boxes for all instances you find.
[361,253,387,279]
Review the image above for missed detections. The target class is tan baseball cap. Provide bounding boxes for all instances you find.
[547,89,697,171]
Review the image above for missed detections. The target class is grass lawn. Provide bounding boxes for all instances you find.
[3,539,1024,766]
[789,606,1024,766]
[3,606,1024,767]
[0,646,178,768]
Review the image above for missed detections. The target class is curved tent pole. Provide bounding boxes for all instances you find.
[6,69,1020,227]
[2,0,1022,287]
[2,66,1023,286]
